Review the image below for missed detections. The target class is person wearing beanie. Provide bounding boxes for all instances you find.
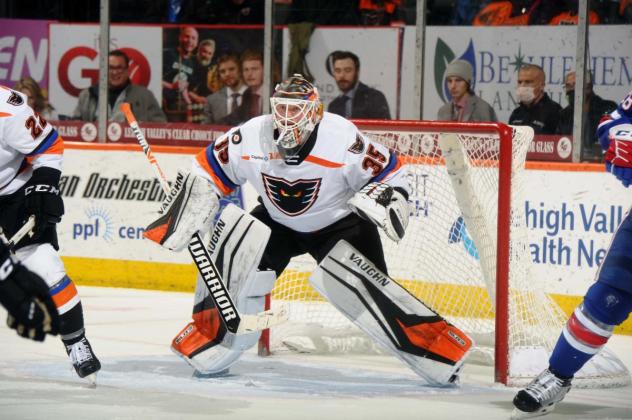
[437,59,497,122]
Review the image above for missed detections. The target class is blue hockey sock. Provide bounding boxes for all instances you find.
[549,282,631,379]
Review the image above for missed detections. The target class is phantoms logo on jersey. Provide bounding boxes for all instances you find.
[262,174,321,216]
[6,91,24,106]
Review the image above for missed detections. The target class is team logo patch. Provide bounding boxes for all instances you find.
[231,130,242,144]
[262,174,321,216]
[7,91,23,106]
[348,134,365,154]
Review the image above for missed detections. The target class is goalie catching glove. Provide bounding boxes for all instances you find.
[144,170,219,251]
[348,182,410,242]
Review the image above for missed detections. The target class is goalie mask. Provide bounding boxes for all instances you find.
[270,74,323,156]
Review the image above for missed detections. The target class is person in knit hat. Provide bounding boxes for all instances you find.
[437,59,497,122]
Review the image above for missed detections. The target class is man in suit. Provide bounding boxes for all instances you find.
[327,50,391,120]
[437,59,497,122]
[222,50,264,126]
[203,53,246,124]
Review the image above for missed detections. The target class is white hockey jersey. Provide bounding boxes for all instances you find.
[192,111,410,232]
[0,86,63,196]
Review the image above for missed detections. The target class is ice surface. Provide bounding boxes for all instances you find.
[1,286,630,420]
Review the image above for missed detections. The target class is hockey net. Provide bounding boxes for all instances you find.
[259,120,630,387]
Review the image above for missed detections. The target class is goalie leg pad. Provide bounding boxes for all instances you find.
[172,270,276,373]
[171,204,274,373]
[308,240,473,386]
[144,170,219,252]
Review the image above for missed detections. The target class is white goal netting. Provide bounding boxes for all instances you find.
[263,121,630,387]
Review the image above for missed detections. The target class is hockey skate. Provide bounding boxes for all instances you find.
[65,336,101,386]
[511,369,572,419]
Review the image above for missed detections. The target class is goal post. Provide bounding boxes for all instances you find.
[257,120,630,387]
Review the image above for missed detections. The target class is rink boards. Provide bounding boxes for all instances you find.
[56,143,632,334]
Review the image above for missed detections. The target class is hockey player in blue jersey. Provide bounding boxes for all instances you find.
[511,90,632,418]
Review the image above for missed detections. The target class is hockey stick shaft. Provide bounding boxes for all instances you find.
[4,216,36,250]
[120,103,285,334]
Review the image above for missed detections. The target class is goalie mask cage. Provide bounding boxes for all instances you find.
[258,120,630,388]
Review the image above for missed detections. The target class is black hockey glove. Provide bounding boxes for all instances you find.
[23,167,64,240]
[0,241,59,341]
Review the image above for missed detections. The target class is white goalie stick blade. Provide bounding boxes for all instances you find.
[309,240,473,386]
[235,305,289,333]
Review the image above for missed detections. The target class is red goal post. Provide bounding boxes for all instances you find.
[258,120,630,388]
[357,120,515,383]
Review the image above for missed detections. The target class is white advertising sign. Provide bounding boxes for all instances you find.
[523,169,632,294]
[48,24,162,117]
[58,146,630,298]
[283,27,400,118]
[401,25,632,121]
[58,149,191,263]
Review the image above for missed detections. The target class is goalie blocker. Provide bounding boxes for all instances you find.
[310,241,473,385]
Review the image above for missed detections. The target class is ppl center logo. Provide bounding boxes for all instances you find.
[57,46,151,97]
[71,206,147,242]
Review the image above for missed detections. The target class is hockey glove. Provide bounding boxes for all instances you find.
[144,170,220,252]
[601,119,632,187]
[23,167,64,240]
[0,242,59,341]
[348,182,410,242]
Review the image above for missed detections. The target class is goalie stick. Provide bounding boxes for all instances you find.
[120,103,286,335]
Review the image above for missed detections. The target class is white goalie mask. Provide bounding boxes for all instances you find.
[270,74,323,154]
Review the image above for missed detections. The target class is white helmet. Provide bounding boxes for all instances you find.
[270,74,323,154]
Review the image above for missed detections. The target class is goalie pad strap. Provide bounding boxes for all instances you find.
[309,240,472,385]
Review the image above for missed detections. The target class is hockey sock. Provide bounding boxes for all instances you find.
[49,276,85,343]
[549,282,631,378]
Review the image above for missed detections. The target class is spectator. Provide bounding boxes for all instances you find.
[437,59,497,122]
[189,39,220,123]
[285,0,360,25]
[508,64,561,134]
[190,39,220,100]
[328,51,390,120]
[162,26,199,122]
[557,71,617,161]
[13,77,57,120]
[358,0,402,25]
[451,1,491,25]
[215,0,264,24]
[72,50,165,122]
[203,53,247,124]
[548,0,601,24]
[222,50,264,126]
[600,0,632,23]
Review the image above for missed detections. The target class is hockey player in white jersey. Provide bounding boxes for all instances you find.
[512,90,632,418]
[145,74,472,385]
[0,86,100,383]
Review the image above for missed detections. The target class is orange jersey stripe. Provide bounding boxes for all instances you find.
[51,281,79,309]
[195,150,233,195]
[304,155,345,168]
[41,135,65,155]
